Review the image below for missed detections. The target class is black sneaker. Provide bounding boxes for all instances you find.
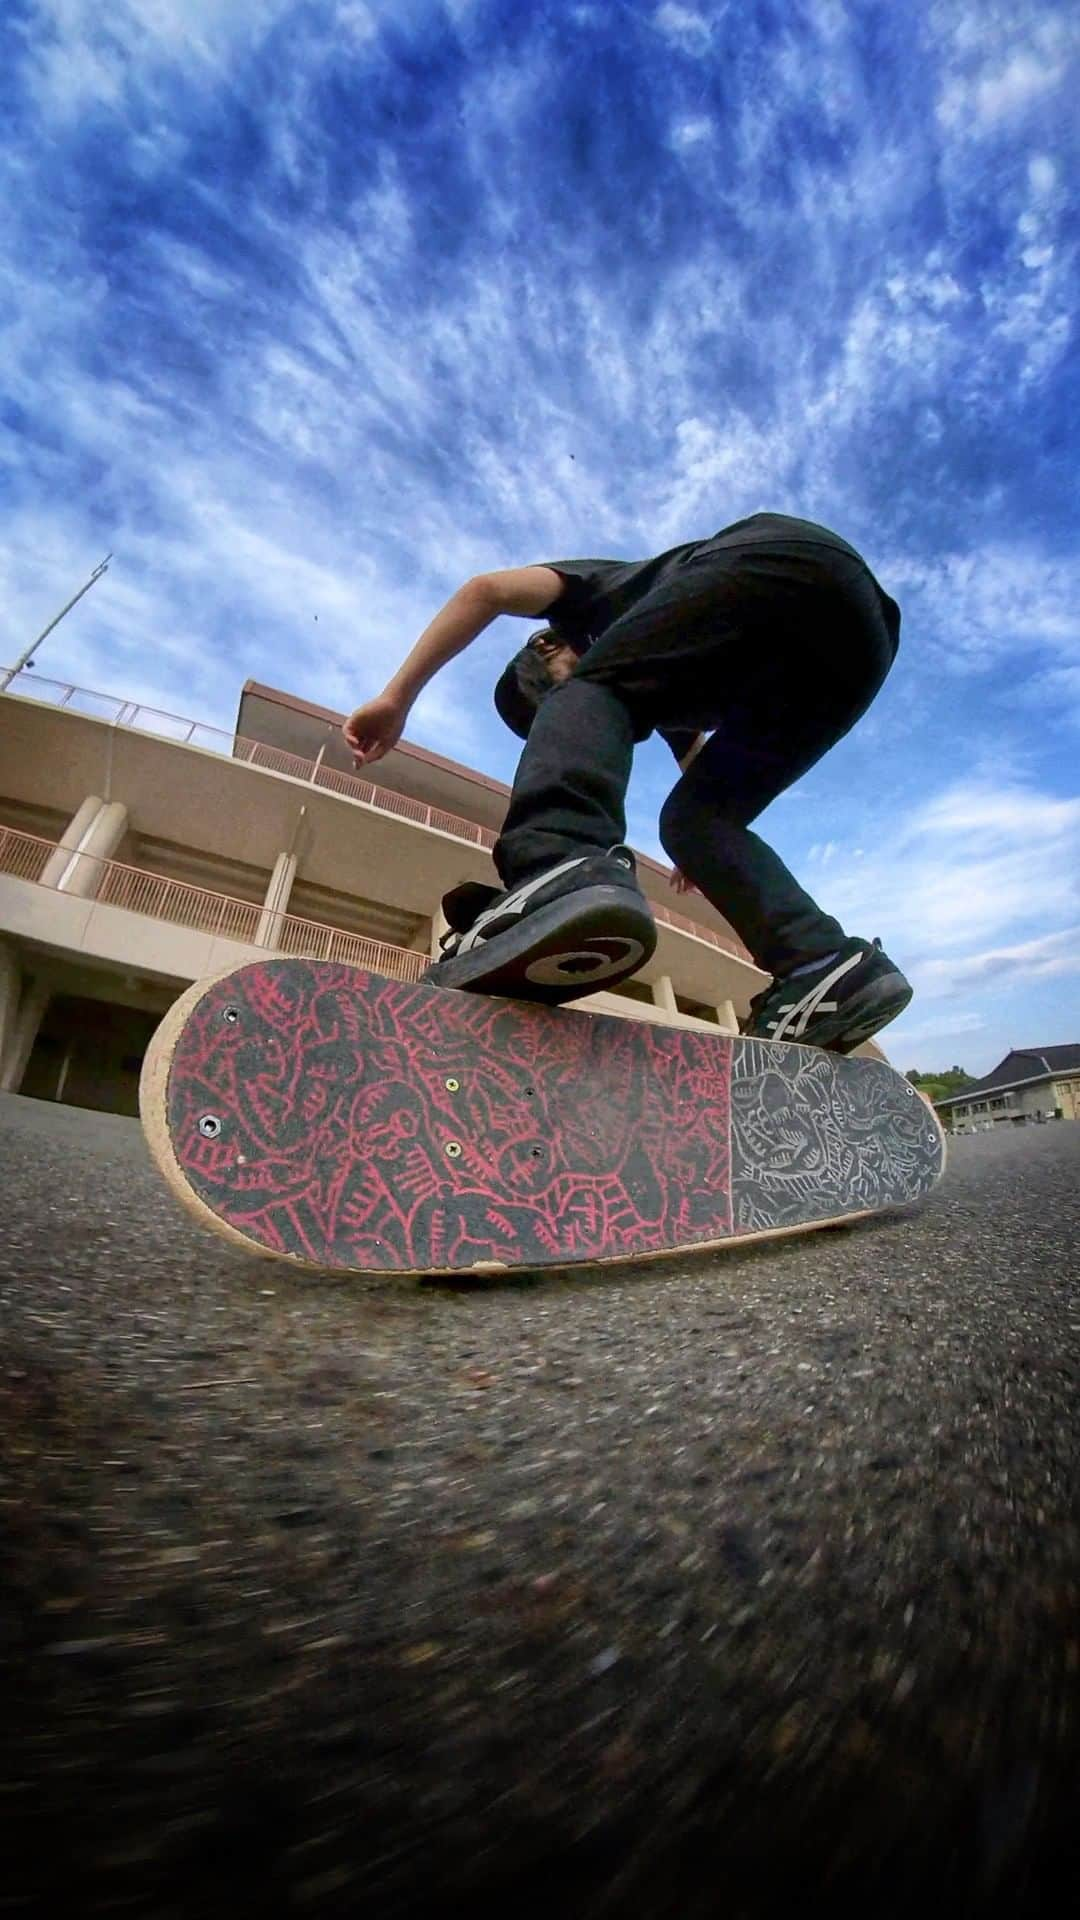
[742,937,912,1054]
[422,846,657,1003]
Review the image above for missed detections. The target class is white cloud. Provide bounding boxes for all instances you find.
[653,4,716,54]
[886,926,1080,1068]
[933,5,1078,134]
[885,544,1080,712]
[884,267,964,314]
[951,51,1059,128]
[17,0,295,116]
[917,927,1080,994]
[646,412,792,547]
[1028,153,1057,197]
[670,117,713,151]
[888,1008,987,1049]
[809,779,1080,968]
[335,1,379,44]
[799,263,975,448]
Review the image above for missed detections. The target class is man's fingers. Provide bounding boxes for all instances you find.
[343,701,404,769]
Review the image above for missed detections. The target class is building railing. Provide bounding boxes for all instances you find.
[655,897,739,953]
[0,824,53,884]
[2,671,497,848]
[95,860,265,943]
[0,827,430,983]
[2,669,746,960]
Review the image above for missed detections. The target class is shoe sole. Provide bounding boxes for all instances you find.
[825,976,914,1055]
[423,885,657,1004]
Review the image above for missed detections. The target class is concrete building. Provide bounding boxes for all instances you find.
[934,1047,1080,1133]
[0,668,803,1116]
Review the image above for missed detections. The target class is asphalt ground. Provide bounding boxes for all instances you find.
[1,1091,1078,1919]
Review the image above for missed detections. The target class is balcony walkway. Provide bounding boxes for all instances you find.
[1,670,744,961]
[0,825,429,983]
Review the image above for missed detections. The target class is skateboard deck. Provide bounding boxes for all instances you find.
[140,958,946,1276]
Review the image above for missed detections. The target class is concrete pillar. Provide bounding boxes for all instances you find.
[256,851,298,949]
[40,795,102,887]
[651,974,678,1016]
[0,977,49,1094]
[430,907,450,961]
[0,940,22,1071]
[42,798,129,899]
[714,999,739,1034]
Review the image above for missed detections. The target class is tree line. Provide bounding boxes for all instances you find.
[905,1066,977,1101]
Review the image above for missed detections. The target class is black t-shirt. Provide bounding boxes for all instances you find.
[537,513,892,642]
[533,514,898,764]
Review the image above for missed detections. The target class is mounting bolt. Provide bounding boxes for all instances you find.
[445,1077,460,1093]
[444,1140,463,1159]
[222,1005,240,1025]
[198,1114,222,1139]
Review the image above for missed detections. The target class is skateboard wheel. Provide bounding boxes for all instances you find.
[198,1114,223,1139]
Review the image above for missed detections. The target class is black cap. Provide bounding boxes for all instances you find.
[493,643,557,740]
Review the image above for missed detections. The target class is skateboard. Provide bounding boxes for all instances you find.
[139,958,946,1276]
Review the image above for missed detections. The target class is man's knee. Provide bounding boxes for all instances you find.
[661,776,746,871]
[659,782,698,866]
[569,659,655,743]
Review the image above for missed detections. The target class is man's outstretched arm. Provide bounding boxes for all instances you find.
[343,567,564,765]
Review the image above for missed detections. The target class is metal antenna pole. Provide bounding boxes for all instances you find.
[0,554,113,693]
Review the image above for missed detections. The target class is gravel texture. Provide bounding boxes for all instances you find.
[1,1091,1079,1919]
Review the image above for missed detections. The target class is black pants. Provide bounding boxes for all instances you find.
[493,537,897,978]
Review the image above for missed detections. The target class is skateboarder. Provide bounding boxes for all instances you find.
[343,512,912,1052]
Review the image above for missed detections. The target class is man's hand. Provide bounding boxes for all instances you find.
[343,691,409,766]
[340,568,565,768]
[669,868,700,897]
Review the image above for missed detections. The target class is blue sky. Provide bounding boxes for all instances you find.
[2,0,1078,1074]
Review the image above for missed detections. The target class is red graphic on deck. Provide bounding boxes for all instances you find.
[166,963,734,1271]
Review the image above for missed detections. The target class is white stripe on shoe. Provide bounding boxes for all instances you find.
[453,854,593,956]
[766,949,865,1041]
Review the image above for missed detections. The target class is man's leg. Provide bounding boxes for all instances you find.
[494,678,635,885]
[658,636,912,1051]
[659,724,847,978]
[425,677,654,1003]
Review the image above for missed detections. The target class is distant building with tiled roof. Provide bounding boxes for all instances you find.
[934,1046,1080,1132]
